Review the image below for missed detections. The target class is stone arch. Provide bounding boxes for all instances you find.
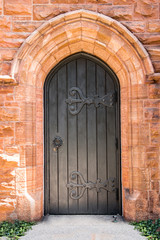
[12,10,154,221]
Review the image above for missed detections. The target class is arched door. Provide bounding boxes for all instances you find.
[44,53,121,215]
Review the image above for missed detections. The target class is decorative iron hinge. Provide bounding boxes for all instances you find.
[66,171,116,200]
[66,87,116,115]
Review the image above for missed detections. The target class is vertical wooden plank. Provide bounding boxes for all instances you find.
[67,60,78,213]
[77,58,87,213]
[49,74,58,213]
[106,72,117,214]
[58,65,68,214]
[87,60,97,214]
[96,65,108,214]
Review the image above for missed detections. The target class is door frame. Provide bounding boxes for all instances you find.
[44,52,122,215]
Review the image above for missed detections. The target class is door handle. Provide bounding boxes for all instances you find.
[53,136,63,152]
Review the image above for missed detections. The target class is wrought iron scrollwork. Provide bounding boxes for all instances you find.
[66,87,116,115]
[66,171,116,200]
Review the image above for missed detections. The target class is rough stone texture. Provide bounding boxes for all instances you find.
[4,0,32,16]
[0,2,159,223]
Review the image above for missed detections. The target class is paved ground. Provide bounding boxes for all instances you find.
[20,215,146,240]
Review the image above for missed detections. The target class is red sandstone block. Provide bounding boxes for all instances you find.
[144,107,159,121]
[33,5,62,20]
[5,102,19,107]
[13,21,42,33]
[0,62,11,75]
[70,4,97,12]
[146,46,160,62]
[0,16,12,31]
[135,33,160,45]
[150,123,160,144]
[147,20,160,33]
[144,100,160,108]
[0,49,16,61]
[151,181,159,191]
[122,21,145,33]
[153,61,160,73]
[137,84,148,99]
[0,124,14,137]
[133,2,159,20]
[146,146,159,152]
[0,35,25,48]
[98,5,133,21]
[0,107,19,121]
[3,137,14,146]
[149,84,160,99]
[0,87,14,95]
[151,169,160,180]
[4,0,32,15]
[146,159,159,168]
[5,95,14,101]
[0,156,18,169]
[5,146,19,155]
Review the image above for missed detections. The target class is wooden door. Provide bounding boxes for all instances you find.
[44,53,121,215]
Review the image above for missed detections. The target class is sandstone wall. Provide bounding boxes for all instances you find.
[0,0,160,221]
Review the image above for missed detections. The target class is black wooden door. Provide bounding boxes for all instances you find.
[44,53,121,215]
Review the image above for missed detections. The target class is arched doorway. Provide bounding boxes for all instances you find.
[9,10,155,221]
[44,53,121,215]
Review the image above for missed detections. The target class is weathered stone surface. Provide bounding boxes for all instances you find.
[147,20,160,33]
[13,22,42,33]
[136,34,160,45]
[33,5,63,20]
[0,62,11,75]
[0,32,29,48]
[122,21,145,33]
[4,0,32,15]
[134,2,158,19]
[0,16,11,31]
[149,84,160,99]
[0,107,19,121]
[0,49,16,61]
[144,99,160,108]
[150,123,160,144]
[0,155,18,169]
[98,5,133,21]
[153,62,160,73]
[144,108,159,121]
[0,124,14,137]
[146,46,160,61]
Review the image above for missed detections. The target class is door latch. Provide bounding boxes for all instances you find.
[53,136,63,152]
